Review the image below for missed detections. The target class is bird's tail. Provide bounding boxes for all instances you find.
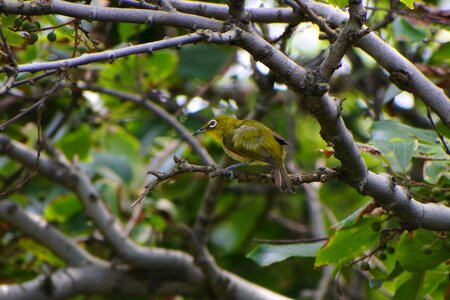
[273,163,294,193]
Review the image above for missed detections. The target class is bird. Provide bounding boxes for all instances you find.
[193,116,294,193]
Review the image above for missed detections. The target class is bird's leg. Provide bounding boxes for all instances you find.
[225,162,249,170]
[225,161,251,178]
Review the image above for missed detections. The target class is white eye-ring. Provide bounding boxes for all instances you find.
[208,119,217,128]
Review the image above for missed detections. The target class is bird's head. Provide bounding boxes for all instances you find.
[193,116,237,141]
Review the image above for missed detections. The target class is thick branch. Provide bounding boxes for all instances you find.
[318,0,366,81]
[0,0,223,32]
[0,200,97,266]
[2,0,446,125]
[126,0,450,127]
[121,0,302,23]
[0,135,202,282]
[306,0,450,127]
[365,173,450,230]
[0,264,201,300]
[234,25,450,231]
[236,30,366,183]
[0,135,302,299]
[226,0,249,22]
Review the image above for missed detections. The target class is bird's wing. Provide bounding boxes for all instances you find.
[272,131,289,145]
[223,124,274,164]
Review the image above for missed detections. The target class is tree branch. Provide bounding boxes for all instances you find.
[3,33,204,73]
[306,0,450,127]
[1,0,446,126]
[0,78,62,130]
[226,0,249,23]
[0,22,18,96]
[233,20,450,231]
[0,264,202,300]
[0,135,302,299]
[120,0,302,23]
[0,135,201,280]
[318,0,366,81]
[0,200,97,266]
[133,155,336,206]
[293,0,336,40]
[0,0,224,32]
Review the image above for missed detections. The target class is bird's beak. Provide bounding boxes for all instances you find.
[193,127,206,136]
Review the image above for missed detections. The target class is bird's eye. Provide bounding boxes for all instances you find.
[208,119,217,128]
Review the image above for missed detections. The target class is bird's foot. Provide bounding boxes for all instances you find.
[224,162,250,179]
[225,162,249,170]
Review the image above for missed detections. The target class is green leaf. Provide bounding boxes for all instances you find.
[92,152,133,183]
[145,214,167,232]
[385,261,405,281]
[44,194,83,222]
[398,0,415,9]
[44,15,75,38]
[393,17,429,41]
[147,50,178,85]
[178,44,233,80]
[247,241,325,267]
[4,28,25,46]
[102,126,140,158]
[326,0,347,7]
[370,139,418,174]
[396,230,450,272]
[19,239,65,266]
[333,201,372,230]
[97,181,120,216]
[118,23,142,41]
[57,124,91,160]
[423,268,448,296]
[429,42,450,65]
[315,217,379,267]
[393,272,425,300]
[424,161,450,185]
[1,15,18,26]
[98,50,177,89]
[130,224,153,245]
[371,120,437,144]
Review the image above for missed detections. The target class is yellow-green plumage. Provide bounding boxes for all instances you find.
[193,116,294,193]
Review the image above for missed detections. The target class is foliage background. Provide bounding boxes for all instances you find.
[0,0,449,299]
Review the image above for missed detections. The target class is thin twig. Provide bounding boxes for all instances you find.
[0,100,45,197]
[0,22,18,96]
[12,19,78,33]
[294,0,337,41]
[426,106,450,155]
[0,79,62,131]
[0,22,17,66]
[361,0,397,35]
[132,156,336,206]
[11,70,59,89]
[124,140,181,236]
[271,21,300,45]
[364,5,450,26]
[146,0,177,12]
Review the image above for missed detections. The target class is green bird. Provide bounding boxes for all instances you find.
[193,116,294,193]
